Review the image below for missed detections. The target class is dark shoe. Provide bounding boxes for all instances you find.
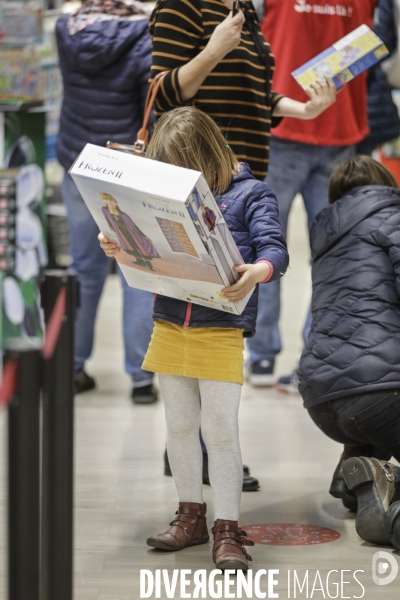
[164,451,258,491]
[202,452,260,492]
[246,359,275,387]
[329,445,365,511]
[132,383,158,404]
[212,519,254,571]
[146,502,209,551]
[343,457,396,545]
[385,500,400,550]
[74,369,96,394]
[164,450,172,476]
[275,369,299,394]
[241,473,259,492]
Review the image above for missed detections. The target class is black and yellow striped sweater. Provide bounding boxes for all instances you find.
[149,0,283,179]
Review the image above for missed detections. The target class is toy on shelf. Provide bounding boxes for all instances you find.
[0,0,43,47]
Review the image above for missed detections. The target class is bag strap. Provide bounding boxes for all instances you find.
[242,2,271,98]
[135,71,168,155]
[107,70,168,157]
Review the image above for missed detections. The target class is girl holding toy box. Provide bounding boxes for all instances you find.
[99,106,289,571]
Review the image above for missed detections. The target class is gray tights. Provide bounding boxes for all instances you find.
[158,374,242,521]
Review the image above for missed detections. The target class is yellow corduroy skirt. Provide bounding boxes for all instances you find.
[142,320,245,384]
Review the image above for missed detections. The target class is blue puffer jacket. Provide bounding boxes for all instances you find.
[153,163,289,336]
[299,186,400,408]
[56,14,151,170]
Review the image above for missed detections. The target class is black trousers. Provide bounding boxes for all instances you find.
[308,389,400,462]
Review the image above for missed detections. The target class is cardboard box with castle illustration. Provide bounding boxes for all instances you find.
[69,144,254,315]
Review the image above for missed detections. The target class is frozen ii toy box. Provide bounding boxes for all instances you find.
[292,24,389,90]
[69,144,253,315]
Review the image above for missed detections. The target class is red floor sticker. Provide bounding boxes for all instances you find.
[241,523,341,546]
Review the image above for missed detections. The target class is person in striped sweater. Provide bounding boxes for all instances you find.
[149,0,336,180]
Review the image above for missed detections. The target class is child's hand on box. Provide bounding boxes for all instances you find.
[98,232,121,257]
[221,262,270,303]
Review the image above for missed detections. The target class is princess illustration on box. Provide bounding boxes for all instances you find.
[201,203,216,232]
[100,192,160,271]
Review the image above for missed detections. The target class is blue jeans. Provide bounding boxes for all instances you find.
[247,137,355,363]
[61,172,154,386]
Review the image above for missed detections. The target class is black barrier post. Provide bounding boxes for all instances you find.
[41,270,77,600]
[7,340,42,600]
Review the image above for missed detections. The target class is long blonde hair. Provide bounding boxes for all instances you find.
[145,107,240,195]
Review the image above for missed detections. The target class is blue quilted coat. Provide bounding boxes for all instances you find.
[299,185,400,408]
[56,14,151,170]
[153,163,289,336]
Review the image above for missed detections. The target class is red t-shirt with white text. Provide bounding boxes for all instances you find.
[262,0,378,145]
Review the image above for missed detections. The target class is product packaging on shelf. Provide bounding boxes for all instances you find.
[0,0,43,47]
[0,170,17,274]
[0,46,42,101]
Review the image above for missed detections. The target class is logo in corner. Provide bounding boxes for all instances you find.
[372,551,399,586]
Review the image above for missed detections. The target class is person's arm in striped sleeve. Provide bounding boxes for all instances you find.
[150,0,244,110]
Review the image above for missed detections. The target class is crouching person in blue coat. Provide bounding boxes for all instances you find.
[298,155,400,550]
[99,106,289,571]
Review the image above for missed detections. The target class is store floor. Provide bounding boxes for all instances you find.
[1,197,399,599]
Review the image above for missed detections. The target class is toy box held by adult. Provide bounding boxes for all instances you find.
[69,144,253,315]
[292,24,389,90]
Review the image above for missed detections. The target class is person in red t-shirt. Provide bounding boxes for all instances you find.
[246,0,379,391]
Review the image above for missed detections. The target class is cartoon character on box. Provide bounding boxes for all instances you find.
[337,45,360,67]
[100,192,160,272]
[201,203,216,232]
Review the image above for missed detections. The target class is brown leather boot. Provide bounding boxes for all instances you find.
[147,502,209,551]
[212,519,254,571]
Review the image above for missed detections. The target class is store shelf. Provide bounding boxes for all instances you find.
[0,100,44,112]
